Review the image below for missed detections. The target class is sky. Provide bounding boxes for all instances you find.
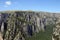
[0,0,60,12]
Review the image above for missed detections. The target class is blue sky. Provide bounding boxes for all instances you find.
[0,0,60,12]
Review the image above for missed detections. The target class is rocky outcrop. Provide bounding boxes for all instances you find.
[52,17,60,40]
[0,11,58,40]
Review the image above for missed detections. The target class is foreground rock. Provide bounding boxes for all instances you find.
[0,33,3,40]
[52,17,60,40]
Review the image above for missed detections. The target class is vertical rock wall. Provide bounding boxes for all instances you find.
[0,11,53,40]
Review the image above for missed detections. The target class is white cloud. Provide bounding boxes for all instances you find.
[5,1,12,6]
[4,1,12,7]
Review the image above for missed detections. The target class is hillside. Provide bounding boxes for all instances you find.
[0,11,59,40]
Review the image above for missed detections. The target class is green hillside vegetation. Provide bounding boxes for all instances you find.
[25,24,54,40]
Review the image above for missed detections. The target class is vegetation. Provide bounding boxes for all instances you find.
[25,24,54,40]
[3,14,26,40]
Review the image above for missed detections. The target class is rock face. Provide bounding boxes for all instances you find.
[0,11,59,40]
[0,33,3,40]
[52,17,60,40]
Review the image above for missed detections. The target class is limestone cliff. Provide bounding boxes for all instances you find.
[0,11,59,40]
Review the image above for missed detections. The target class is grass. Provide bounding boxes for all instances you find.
[25,24,54,40]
